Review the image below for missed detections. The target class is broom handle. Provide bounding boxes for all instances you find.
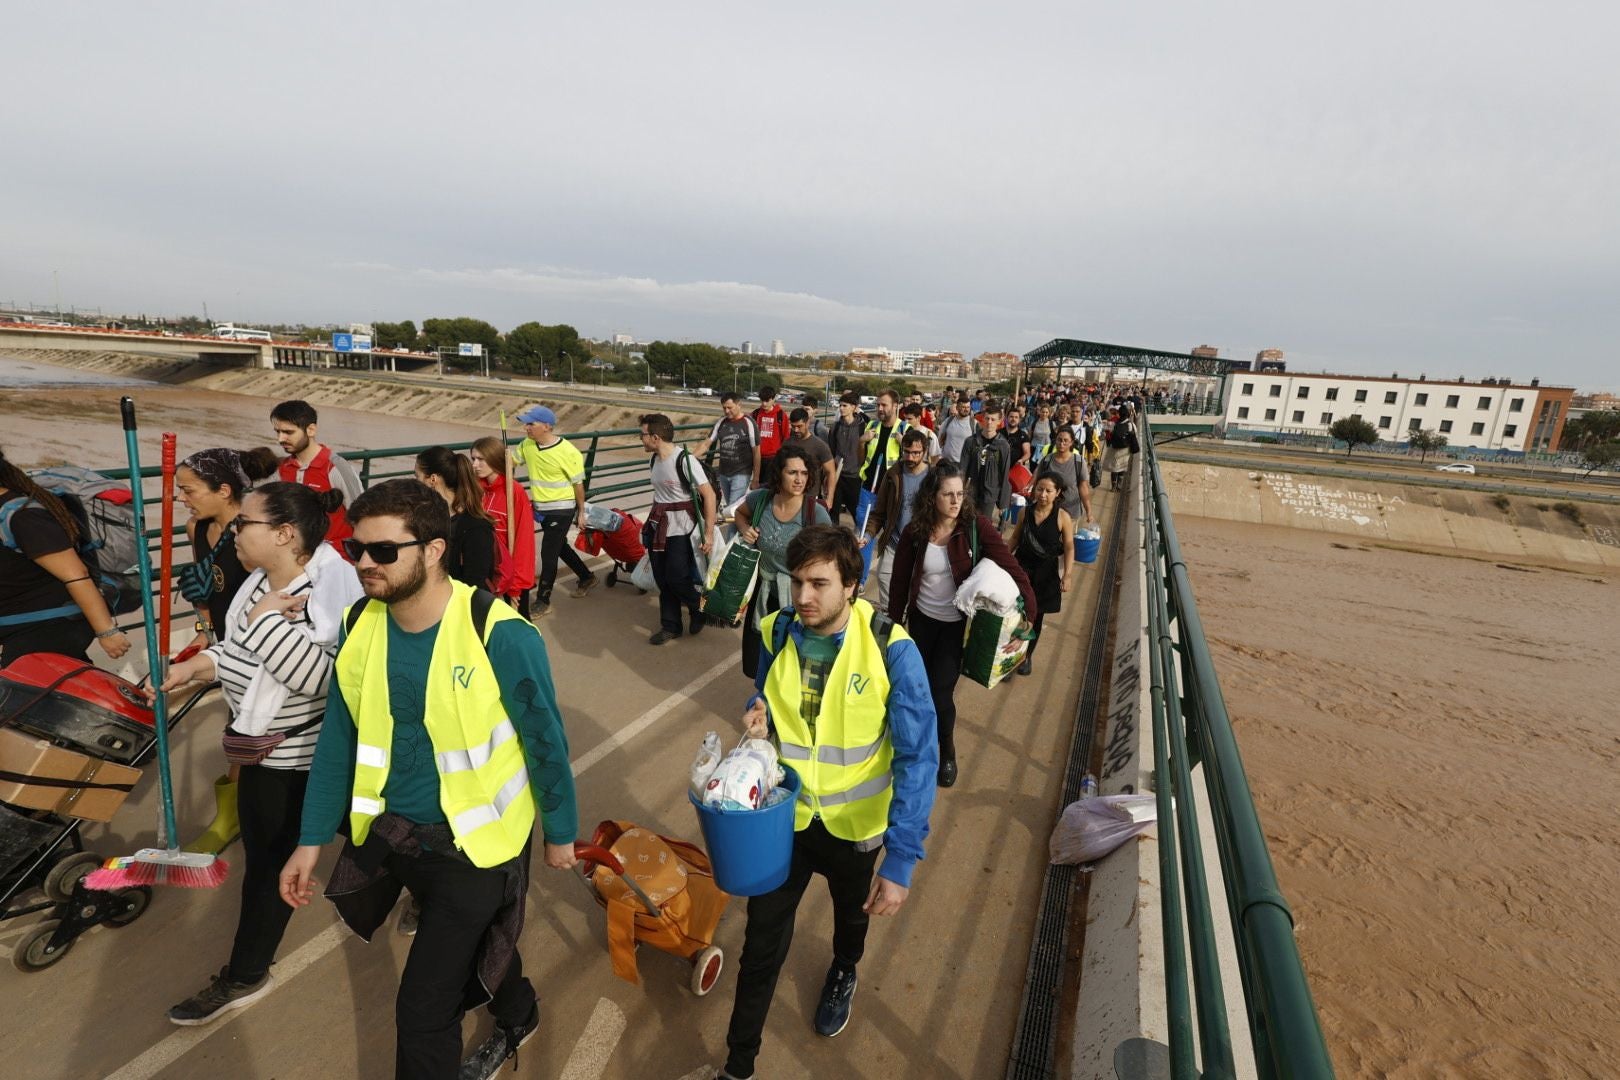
[160,433,175,672]
[501,412,516,553]
[121,398,179,847]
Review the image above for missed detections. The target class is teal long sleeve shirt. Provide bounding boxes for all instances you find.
[298,613,579,848]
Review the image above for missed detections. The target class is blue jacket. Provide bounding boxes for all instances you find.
[749,608,939,887]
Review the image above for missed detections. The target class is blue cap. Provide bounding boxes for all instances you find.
[516,405,556,425]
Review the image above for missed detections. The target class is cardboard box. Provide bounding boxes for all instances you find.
[0,728,141,822]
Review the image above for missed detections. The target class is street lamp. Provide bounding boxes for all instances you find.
[732,362,742,393]
[682,360,688,390]
[645,357,652,388]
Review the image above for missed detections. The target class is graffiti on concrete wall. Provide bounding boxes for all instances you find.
[1256,472,1402,526]
[1100,638,1141,781]
[1593,525,1619,549]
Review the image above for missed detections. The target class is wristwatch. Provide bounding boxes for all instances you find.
[194,620,215,643]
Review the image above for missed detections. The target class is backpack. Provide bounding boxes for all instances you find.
[746,487,815,529]
[0,467,144,617]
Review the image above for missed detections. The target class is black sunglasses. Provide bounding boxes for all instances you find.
[342,538,426,565]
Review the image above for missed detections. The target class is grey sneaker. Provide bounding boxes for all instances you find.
[459,1002,539,1079]
[167,967,274,1025]
[398,897,421,936]
[570,574,598,599]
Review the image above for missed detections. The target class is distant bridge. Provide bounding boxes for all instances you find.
[0,323,438,373]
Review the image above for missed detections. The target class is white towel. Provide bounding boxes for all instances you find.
[953,559,1020,618]
[223,543,363,735]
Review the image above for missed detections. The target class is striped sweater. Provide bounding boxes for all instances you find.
[205,577,337,769]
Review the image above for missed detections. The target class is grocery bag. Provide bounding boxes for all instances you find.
[960,599,1033,689]
[701,539,762,626]
[630,554,656,592]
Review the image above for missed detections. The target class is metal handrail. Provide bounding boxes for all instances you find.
[1139,418,1336,1079]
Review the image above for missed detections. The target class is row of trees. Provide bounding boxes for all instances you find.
[643,341,770,391]
[1563,410,1620,475]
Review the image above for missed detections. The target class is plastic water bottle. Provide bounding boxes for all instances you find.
[1080,773,1098,799]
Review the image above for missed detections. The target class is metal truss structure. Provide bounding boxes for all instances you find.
[1022,338,1245,379]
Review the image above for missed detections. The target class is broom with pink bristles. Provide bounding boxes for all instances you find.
[86,402,228,890]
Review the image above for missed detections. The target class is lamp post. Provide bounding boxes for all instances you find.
[682,360,688,390]
[645,356,652,388]
[732,362,742,393]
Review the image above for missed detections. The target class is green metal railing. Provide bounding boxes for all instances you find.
[1139,420,1335,1079]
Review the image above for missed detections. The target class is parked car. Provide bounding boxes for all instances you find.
[1435,462,1476,474]
[639,385,659,394]
[694,386,715,396]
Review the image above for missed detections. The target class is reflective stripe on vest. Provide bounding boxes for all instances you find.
[335,581,537,868]
[761,597,902,843]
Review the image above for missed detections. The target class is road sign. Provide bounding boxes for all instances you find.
[333,332,353,352]
[352,334,372,352]
[459,342,484,357]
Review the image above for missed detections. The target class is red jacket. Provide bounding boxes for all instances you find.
[887,513,1037,626]
[480,476,536,597]
[752,403,788,460]
[278,446,353,554]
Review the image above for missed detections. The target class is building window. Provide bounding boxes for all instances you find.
[1264,409,1277,421]
[1237,407,1249,419]
[1325,388,1339,401]
[1296,386,1309,399]
[1471,422,1485,435]
[1446,394,1459,408]
[1509,397,1524,412]
[1477,396,1491,409]
[1414,392,1429,406]
[1269,385,1282,397]
[1292,410,1304,422]
[1321,412,1333,424]
[1440,420,1453,433]
[1354,389,1368,403]
[1408,418,1423,431]
[1378,416,1392,429]
[1384,391,1398,404]
[1504,424,1517,438]
[1241,382,1254,395]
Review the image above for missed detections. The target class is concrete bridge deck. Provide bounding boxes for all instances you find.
[2,491,1125,1080]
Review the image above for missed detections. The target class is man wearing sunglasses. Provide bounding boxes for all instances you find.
[280,478,579,1080]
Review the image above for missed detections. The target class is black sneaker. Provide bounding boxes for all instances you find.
[649,629,680,645]
[813,963,857,1037]
[532,592,554,619]
[459,1002,539,1079]
[167,966,274,1026]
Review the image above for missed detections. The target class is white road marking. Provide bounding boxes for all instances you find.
[558,997,627,1080]
[103,922,350,1080]
[570,655,736,777]
[106,656,735,1080]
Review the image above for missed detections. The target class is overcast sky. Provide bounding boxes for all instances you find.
[4,2,1616,388]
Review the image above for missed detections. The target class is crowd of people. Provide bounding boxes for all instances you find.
[0,379,1145,1080]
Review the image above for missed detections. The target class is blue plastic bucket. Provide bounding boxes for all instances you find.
[689,765,801,896]
[1074,528,1101,564]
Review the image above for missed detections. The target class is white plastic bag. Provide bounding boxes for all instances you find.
[583,503,623,532]
[954,559,1020,618]
[701,737,785,810]
[630,554,656,592]
[689,731,724,799]
[1048,794,1158,865]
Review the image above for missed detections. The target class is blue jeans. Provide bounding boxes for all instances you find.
[716,471,752,509]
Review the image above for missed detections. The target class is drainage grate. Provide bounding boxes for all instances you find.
[1006,482,1132,1080]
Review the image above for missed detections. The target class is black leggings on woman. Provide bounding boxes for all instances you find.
[904,609,966,761]
[228,764,309,984]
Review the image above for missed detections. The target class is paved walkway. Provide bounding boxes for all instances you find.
[2,491,1123,1080]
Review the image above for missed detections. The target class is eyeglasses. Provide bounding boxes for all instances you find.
[341,538,426,564]
[229,516,275,531]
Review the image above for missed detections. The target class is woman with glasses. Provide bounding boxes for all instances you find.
[887,462,1036,788]
[468,437,537,616]
[157,481,363,1026]
[1035,427,1093,528]
[732,444,832,678]
[413,446,498,592]
[173,445,280,855]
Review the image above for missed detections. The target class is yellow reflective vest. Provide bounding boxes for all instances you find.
[335,581,536,869]
[516,436,585,509]
[860,419,911,484]
[761,598,901,843]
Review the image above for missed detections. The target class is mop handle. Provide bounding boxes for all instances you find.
[121,398,179,846]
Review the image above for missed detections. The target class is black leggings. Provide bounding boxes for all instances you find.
[904,609,966,758]
[227,764,309,984]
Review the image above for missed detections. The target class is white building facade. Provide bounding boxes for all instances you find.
[1219,372,1573,453]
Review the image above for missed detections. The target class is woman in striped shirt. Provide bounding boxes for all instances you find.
[157,481,363,1025]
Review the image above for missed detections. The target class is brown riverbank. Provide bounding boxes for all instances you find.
[1176,515,1620,1078]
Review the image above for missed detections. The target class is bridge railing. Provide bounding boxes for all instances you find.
[1139,419,1335,1079]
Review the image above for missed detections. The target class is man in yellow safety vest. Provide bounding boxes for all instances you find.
[717,525,939,1080]
[279,478,579,1080]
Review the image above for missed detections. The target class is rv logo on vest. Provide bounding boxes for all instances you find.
[452,665,475,689]
[848,673,870,696]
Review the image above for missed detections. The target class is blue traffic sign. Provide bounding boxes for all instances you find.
[333,333,354,353]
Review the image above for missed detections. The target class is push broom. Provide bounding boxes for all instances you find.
[87,401,228,890]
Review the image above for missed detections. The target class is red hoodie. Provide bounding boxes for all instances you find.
[278,445,354,555]
[480,475,536,598]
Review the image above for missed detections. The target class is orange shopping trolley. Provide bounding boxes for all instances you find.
[573,819,731,995]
